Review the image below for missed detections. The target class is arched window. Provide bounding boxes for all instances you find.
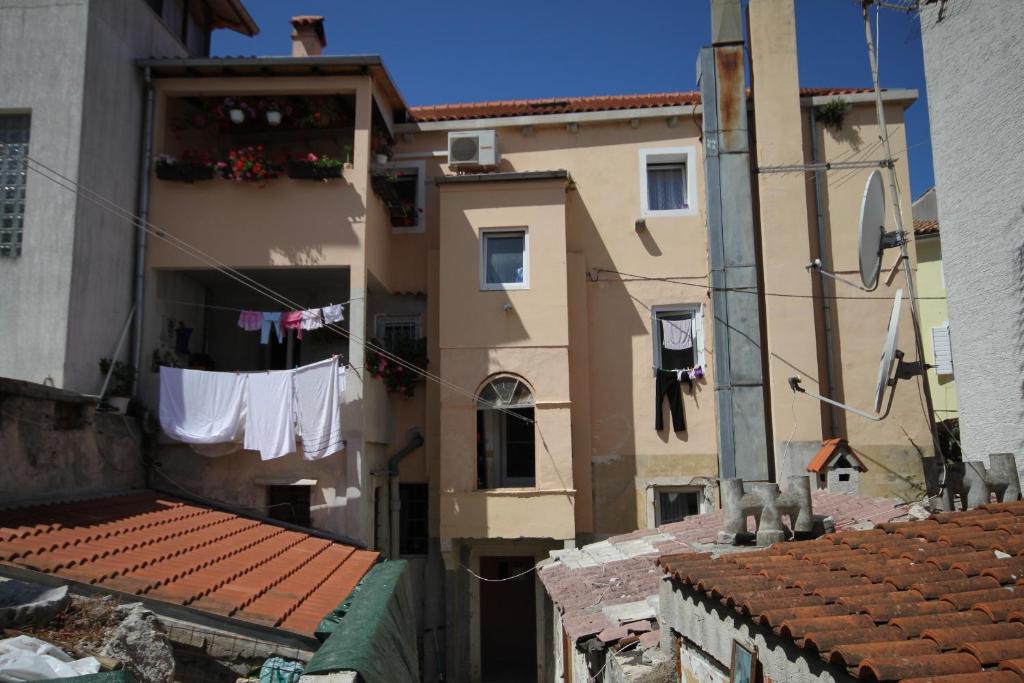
[476,375,535,488]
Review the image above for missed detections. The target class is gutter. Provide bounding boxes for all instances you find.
[809,106,839,437]
[131,67,154,396]
[384,432,424,558]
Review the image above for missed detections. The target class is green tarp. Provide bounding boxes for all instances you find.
[305,560,418,683]
[42,673,137,683]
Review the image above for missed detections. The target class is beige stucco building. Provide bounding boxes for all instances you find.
[117,5,933,682]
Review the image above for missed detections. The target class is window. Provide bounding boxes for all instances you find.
[655,487,702,525]
[379,161,425,233]
[639,147,698,217]
[1,114,30,258]
[652,305,704,371]
[399,483,429,556]
[476,375,535,488]
[267,485,311,527]
[481,229,528,290]
[376,314,421,351]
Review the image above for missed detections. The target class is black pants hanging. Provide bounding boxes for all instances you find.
[655,369,690,432]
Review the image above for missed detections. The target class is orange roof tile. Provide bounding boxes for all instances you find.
[0,492,378,637]
[659,501,1024,681]
[915,219,940,236]
[807,438,867,473]
[408,87,875,122]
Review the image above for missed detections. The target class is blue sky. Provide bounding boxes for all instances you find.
[213,0,933,198]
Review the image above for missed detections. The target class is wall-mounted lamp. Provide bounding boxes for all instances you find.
[635,218,647,233]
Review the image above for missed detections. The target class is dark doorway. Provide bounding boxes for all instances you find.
[266,485,310,527]
[479,555,536,682]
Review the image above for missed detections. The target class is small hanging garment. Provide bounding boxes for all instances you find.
[661,318,693,351]
[293,357,345,460]
[261,312,284,345]
[159,367,247,444]
[244,370,297,460]
[300,308,324,332]
[238,310,263,332]
[321,304,344,325]
[281,311,304,340]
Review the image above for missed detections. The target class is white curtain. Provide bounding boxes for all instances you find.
[647,165,685,210]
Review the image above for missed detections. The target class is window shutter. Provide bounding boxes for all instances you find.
[932,323,954,376]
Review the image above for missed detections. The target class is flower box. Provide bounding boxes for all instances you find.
[286,160,344,181]
[370,173,402,204]
[155,161,214,183]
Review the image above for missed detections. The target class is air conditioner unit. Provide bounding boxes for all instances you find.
[447,130,498,169]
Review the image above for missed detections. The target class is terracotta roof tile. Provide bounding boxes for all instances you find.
[659,504,1024,680]
[408,87,876,122]
[914,219,940,236]
[0,492,379,636]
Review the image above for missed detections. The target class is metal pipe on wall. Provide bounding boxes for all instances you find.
[131,66,154,396]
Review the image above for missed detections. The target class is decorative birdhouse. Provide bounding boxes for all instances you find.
[806,438,867,493]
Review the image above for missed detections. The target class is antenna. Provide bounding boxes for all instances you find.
[789,290,925,421]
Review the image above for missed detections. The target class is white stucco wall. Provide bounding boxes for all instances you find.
[920,1,1024,463]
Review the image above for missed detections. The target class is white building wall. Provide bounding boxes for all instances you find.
[919,1,1024,463]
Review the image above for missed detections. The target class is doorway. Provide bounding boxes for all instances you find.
[479,555,537,682]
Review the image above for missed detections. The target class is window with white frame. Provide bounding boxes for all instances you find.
[652,304,704,371]
[376,314,421,351]
[1,114,30,258]
[639,147,697,217]
[382,160,425,232]
[654,486,702,525]
[481,228,528,290]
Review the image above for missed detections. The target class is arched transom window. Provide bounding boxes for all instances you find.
[476,376,535,488]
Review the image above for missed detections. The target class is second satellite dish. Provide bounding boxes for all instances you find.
[874,289,903,413]
[858,170,886,290]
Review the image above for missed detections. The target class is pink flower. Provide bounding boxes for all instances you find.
[307,153,318,162]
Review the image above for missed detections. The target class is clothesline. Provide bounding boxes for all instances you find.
[158,297,365,314]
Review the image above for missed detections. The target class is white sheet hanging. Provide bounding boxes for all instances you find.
[244,370,297,461]
[293,357,345,460]
[661,318,693,351]
[159,367,246,444]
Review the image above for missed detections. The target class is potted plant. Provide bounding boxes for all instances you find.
[155,151,215,182]
[296,96,346,128]
[370,169,403,204]
[98,358,135,413]
[216,145,282,183]
[258,96,292,126]
[389,200,420,227]
[217,97,255,125]
[286,153,344,180]
[365,336,428,397]
[371,134,392,164]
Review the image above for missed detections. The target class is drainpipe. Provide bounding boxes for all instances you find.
[131,66,154,396]
[808,107,839,437]
[386,431,424,557]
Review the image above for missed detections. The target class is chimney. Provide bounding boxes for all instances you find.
[290,16,326,57]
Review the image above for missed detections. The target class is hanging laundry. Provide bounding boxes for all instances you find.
[238,310,263,332]
[655,368,688,432]
[260,312,284,345]
[689,365,705,381]
[300,308,324,332]
[293,357,345,460]
[244,370,297,460]
[159,367,246,444]
[281,311,304,340]
[321,304,344,325]
[661,318,693,351]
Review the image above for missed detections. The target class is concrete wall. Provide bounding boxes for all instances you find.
[0,0,89,388]
[920,0,1024,463]
[914,234,957,419]
[0,378,144,504]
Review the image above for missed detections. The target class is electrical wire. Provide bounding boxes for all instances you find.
[459,563,538,583]
[20,153,535,425]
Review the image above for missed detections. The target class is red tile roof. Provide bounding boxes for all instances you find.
[915,219,940,236]
[0,492,379,637]
[659,501,1024,681]
[408,87,874,122]
[541,491,906,642]
[807,438,867,473]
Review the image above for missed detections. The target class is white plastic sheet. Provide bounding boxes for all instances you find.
[0,635,101,681]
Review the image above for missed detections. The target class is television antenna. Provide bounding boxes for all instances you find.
[789,290,925,421]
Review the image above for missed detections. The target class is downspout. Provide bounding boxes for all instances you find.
[386,431,425,558]
[131,66,154,396]
[808,106,839,437]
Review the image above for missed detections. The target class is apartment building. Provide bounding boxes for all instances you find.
[1,1,933,681]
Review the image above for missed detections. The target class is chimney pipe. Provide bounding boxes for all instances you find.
[290,16,326,57]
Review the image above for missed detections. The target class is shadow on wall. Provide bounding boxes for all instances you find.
[1014,208,1024,455]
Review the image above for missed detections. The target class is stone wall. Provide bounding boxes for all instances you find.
[0,378,144,504]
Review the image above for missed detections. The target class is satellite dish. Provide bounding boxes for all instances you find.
[858,170,886,290]
[874,289,903,412]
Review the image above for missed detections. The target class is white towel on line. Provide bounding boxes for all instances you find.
[661,318,693,351]
[244,370,297,460]
[159,367,246,444]
[293,357,345,460]
[322,304,344,325]
[301,308,324,331]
